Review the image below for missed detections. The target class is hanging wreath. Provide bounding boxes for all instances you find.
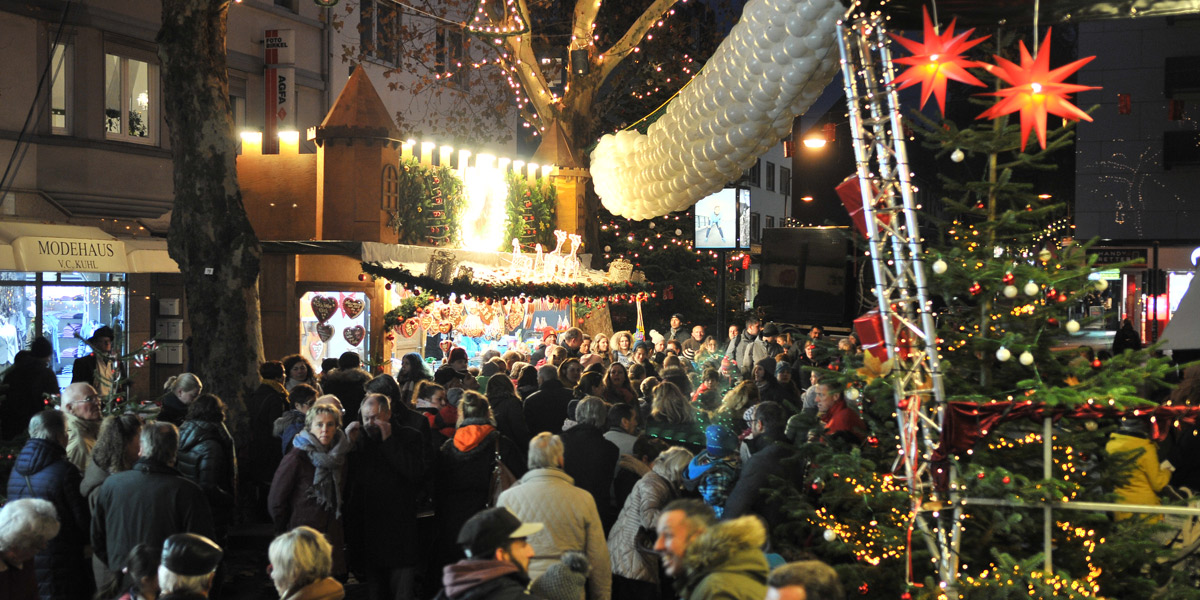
[388,158,465,246]
[362,261,652,302]
[504,170,557,249]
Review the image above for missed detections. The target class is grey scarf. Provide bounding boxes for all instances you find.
[292,429,350,517]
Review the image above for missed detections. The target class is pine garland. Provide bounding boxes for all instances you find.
[382,291,434,329]
[361,261,651,302]
[388,158,465,246]
[504,170,557,249]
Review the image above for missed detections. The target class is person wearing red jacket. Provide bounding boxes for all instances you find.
[815,383,866,444]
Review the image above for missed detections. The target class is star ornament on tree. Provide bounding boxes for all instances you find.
[977,29,1100,150]
[889,7,989,115]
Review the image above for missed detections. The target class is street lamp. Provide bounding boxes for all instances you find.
[802,136,827,149]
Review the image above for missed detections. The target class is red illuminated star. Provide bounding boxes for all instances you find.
[889,7,989,115]
[977,29,1100,150]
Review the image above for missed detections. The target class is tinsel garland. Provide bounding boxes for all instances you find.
[504,170,556,249]
[361,261,651,302]
[382,291,434,329]
[388,158,465,246]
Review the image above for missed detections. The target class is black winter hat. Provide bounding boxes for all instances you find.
[161,533,222,576]
[30,337,53,359]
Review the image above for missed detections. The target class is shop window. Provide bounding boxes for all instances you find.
[50,42,72,135]
[382,164,400,211]
[0,271,127,389]
[361,0,403,65]
[766,215,775,229]
[1165,56,1200,98]
[300,291,369,365]
[750,212,761,243]
[765,161,775,191]
[105,52,157,144]
[780,167,791,198]
[436,24,469,90]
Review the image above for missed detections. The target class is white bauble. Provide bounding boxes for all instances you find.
[995,347,1011,362]
[932,259,948,274]
[1024,281,1040,296]
[823,529,837,542]
[951,148,965,163]
[1019,351,1034,366]
[1003,285,1018,298]
[1066,320,1081,334]
[1038,249,1052,263]
[845,387,860,401]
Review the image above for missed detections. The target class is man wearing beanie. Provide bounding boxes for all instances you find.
[681,425,741,518]
[754,357,796,406]
[748,323,783,370]
[0,337,60,439]
[666,314,689,345]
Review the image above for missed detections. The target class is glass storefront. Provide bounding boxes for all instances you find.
[0,271,128,389]
[299,291,369,366]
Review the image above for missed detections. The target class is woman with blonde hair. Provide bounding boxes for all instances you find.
[646,382,703,451]
[268,526,344,599]
[713,381,760,435]
[611,331,634,367]
[592,333,612,369]
[608,446,695,599]
[268,404,350,577]
[157,373,202,426]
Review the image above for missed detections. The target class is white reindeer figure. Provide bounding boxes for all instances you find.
[560,233,583,281]
[509,238,533,275]
[542,230,568,279]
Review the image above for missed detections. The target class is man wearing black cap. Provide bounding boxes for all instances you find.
[0,337,59,440]
[158,533,223,599]
[71,325,124,396]
[435,507,545,600]
[748,323,783,371]
[665,314,689,346]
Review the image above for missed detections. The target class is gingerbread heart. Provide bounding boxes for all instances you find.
[400,318,419,338]
[311,296,337,324]
[419,311,435,333]
[343,325,366,347]
[308,340,324,361]
[342,297,365,319]
[438,321,454,334]
[504,304,524,332]
[316,323,334,343]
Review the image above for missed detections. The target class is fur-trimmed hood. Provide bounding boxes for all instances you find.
[678,516,769,599]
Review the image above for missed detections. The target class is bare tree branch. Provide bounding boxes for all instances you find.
[596,0,677,82]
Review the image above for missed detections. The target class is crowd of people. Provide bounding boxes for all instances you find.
[0,315,891,600]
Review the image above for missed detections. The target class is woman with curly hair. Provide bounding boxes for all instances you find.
[281,355,321,394]
[712,381,760,436]
[80,413,143,585]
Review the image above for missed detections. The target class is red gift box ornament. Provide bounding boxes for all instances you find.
[854,309,911,361]
[836,175,891,238]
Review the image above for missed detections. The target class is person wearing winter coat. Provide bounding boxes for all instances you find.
[80,414,143,501]
[725,318,761,379]
[157,373,203,427]
[486,374,531,453]
[4,410,93,600]
[435,507,547,600]
[723,403,802,542]
[515,364,540,400]
[1107,418,1174,521]
[274,384,320,454]
[653,499,768,600]
[753,357,797,407]
[268,404,351,577]
[91,422,216,578]
[344,393,428,599]
[0,338,59,440]
[683,425,741,518]
[600,362,637,406]
[0,499,61,600]
[559,397,620,527]
[247,361,292,507]
[608,446,694,600]
[497,433,612,600]
[522,366,574,436]
[814,384,866,444]
[396,352,432,401]
[282,354,322,394]
[176,394,238,540]
[435,392,527,568]
[748,324,784,373]
[320,352,373,418]
[61,382,103,473]
[268,526,345,600]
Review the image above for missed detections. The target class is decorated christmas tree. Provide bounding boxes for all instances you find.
[769,19,1200,600]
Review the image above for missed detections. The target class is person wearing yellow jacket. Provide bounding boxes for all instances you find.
[1106,418,1175,521]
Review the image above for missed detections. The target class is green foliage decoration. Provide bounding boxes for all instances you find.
[382,291,434,330]
[361,261,651,302]
[504,170,557,249]
[388,158,465,246]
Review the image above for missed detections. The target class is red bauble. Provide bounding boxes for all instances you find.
[1002,476,1011,484]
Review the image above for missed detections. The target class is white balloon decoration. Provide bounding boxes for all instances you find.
[591,0,843,219]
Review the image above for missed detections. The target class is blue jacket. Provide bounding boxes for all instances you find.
[5,437,93,600]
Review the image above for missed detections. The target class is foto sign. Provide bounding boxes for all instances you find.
[264,29,296,154]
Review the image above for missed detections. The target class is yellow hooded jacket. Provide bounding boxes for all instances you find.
[1105,432,1172,520]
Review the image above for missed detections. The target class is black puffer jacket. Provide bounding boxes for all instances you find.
[321,367,373,418]
[5,437,93,600]
[177,419,237,535]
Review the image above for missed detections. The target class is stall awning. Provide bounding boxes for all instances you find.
[0,222,178,274]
